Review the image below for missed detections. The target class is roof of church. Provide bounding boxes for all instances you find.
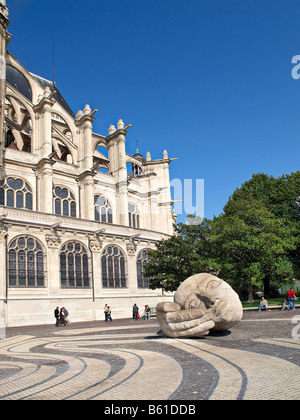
[6,64,75,118]
[30,73,75,118]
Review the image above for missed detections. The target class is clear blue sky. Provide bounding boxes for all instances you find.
[7,0,300,223]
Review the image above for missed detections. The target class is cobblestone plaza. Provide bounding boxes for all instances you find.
[0,309,299,400]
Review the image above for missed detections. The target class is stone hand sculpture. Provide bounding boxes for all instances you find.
[156,273,243,338]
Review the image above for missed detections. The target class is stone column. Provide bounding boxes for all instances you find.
[126,237,139,295]
[0,226,7,330]
[0,1,9,167]
[78,171,96,220]
[89,235,103,296]
[106,120,131,226]
[76,105,96,172]
[34,89,55,159]
[45,230,62,295]
[37,158,55,214]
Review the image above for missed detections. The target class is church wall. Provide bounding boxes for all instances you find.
[0,2,177,327]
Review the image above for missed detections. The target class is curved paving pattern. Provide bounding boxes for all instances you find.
[0,312,300,400]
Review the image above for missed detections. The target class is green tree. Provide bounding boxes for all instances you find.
[209,196,297,301]
[226,171,300,280]
[145,218,214,292]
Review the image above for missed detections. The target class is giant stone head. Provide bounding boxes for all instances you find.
[156,273,243,338]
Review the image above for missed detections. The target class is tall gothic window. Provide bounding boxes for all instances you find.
[137,249,150,289]
[128,203,140,228]
[0,177,33,210]
[53,186,76,217]
[60,241,90,288]
[101,246,127,288]
[8,236,45,287]
[94,195,113,223]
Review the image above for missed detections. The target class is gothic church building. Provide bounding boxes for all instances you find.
[0,1,176,326]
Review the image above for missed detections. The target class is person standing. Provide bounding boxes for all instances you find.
[287,288,297,310]
[104,304,109,322]
[132,303,139,320]
[54,307,60,327]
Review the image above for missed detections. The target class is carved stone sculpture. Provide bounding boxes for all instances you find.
[156,273,243,338]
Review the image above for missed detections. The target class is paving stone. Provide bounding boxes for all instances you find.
[0,311,299,400]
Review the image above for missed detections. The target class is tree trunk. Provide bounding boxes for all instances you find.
[247,276,254,302]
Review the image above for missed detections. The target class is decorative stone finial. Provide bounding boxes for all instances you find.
[163,150,168,159]
[44,86,52,97]
[75,110,84,120]
[108,124,116,135]
[117,119,124,130]
[84,104,91,115]
[146,151,151,161]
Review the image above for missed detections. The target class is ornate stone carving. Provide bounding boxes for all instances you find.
[156,273,243,338]
[89,236,103,253]
[45,233,61,249]
[0,228,7,243]
[126,234,140,256]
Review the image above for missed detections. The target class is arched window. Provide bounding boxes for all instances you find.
[128,203,140,228]
[8,236,45,287]
[137,249,150,288]
[94,195,112,223]
[60,241,90,288]
[0,177,33,210]
[53,186,76,217]
[101,246,127,288]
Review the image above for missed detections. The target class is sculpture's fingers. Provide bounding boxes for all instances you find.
[164,320,215,338]
[164,308,209,323]
[156,302,181,313]
[164,313,214,332]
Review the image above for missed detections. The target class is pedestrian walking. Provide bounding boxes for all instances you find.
[106,306,112,322]
[63,307,71,324]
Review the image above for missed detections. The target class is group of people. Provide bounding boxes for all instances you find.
[258,287,298,312]
[132,304,151,320]
[54,307,70,327]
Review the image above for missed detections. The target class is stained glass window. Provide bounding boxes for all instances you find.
[60,241,90,288]
[137,249,150,288]
[128,203,140,228]
[53,186,76,218]
[8,236,45,287]
[94,195,113,223]
[101,246,127,288]
[0,177,33,210]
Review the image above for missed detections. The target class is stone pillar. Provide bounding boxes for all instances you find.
[89,235,103,298]
[76,105,96,172]
[126,237,139,295]
[0,1,9,167]
[37,158,55,214]
[106,120,131,226]
[0,226,7,329]
[78,171,95,220]
[34,89,55,159]
[45,230,62,295]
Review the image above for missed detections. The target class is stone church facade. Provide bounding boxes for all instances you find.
[0,1,176,326]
